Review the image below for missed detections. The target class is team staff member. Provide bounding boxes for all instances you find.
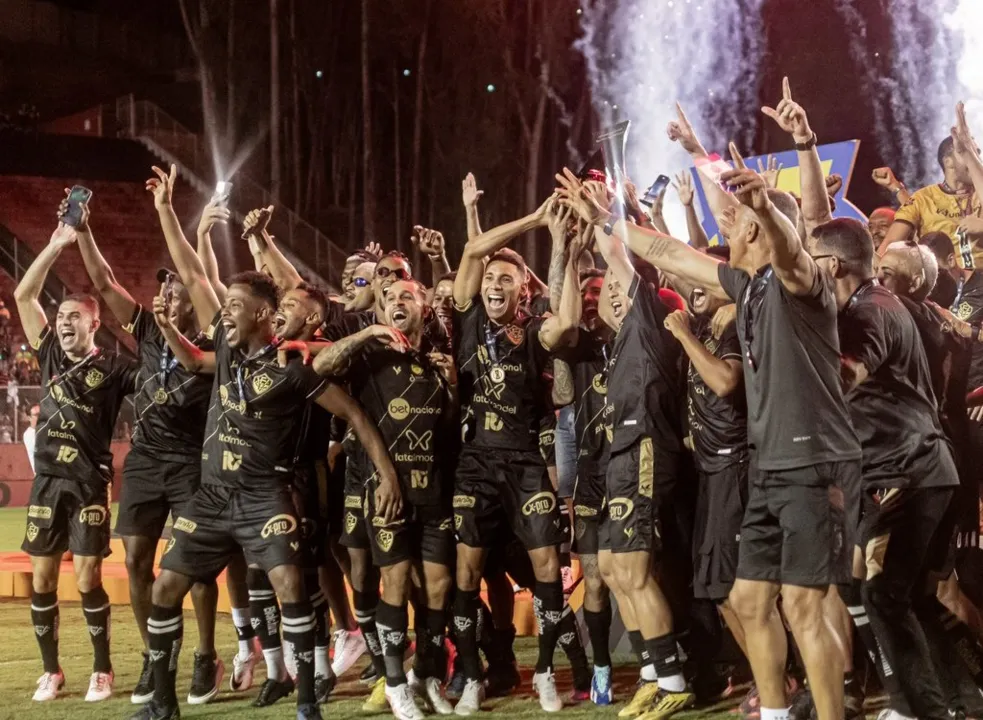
[71,191,225,705]
[450,198,583,715]
[14,220,138,704]
[311,278,457,720]
[135,165,400,720]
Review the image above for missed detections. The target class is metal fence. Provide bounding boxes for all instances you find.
[0,385,135,443]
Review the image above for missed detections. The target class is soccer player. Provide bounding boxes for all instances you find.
[14,220,138,703]
[133,164,400,720]
[71,191,226,705]
[311,278,457,720]
[449,199,583,714]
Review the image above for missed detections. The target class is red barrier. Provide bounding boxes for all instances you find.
[0,442,129,507]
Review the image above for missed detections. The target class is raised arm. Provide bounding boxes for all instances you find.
[674,172,710,250]
[242,206,304,292]
[196,201,231,303]
[540,224,589,351]
[452,197,551,307]
[762,76,831,235]
[68,193,137,325]
[146,165,221,331]
[667,102,738,223]
[545,201,574,312]
[14,224,77,346]
[462,173,484,242]
[151,284,215,374]
[664,310,742,397]
[411,226,452,283]
[311,325,409,378]
[872,167,911,206]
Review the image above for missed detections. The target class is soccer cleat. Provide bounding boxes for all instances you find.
[634,688,696,720]
[127,700,181,720]
[619,681,661,718]
[315,673,337,704]
[533,670,563,713]
[483,662,520,698]
[569,687,590,703]
[187,652,224,704]
[591,665,614,705]
[32,669,65,702]
[230,650,258,691]
[453,679,485,716]
[363,676,389,713]
[253,677,295,707]
[412,674,454,716]
[297,702,324,720]
[386,683,426,720]
[84,670,114,702]
[445,670,465,700]
[332,628,368,677]
[132,653,155,704]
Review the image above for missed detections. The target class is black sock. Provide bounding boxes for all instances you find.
[557,607,591,691]
[81,585,112,673]
[148,604,183,707]
[453,589,482,680]
[584,604,613,668]
[247,568,282,652]
[415,607,447,680]
[844,579,898,699]
[31,590,60,673]
[646,634,684,688]
[533,580,564,674]
[376,600,409,687]
[307,570,329,659]
[282,601,316,705]
[477,600,494,657]
[628,629,649,667]
[353,587,386,678]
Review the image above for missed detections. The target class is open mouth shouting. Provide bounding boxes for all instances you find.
[222,317,239,345]
[486,292,507,313]
[272,312,286,336]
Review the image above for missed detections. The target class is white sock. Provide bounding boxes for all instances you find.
[231,608,253,659]
[640,663,657,682]
[761,707,791,720]
[657,672,685,693]
[263,647,287,682]
[315,645,331,678]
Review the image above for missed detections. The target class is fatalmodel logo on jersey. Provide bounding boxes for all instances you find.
[78,505,107,526]
[260,514,297,538]
[521,491,556,516]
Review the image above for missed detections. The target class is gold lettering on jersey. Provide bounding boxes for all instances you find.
[84,368,104,388]
[521,491,556,516]
[592,373,607,395]
[410,470,429,490]
[222,450,243,471]
[261,514,298,538]
[78,505,107,526]
[344,495,363,509]
[376,529,394,552]
[608,497,634,521]
[50,384,94,414]
[219,385,246,414]
[504,325,524,345]
[28,505,52,519]
[345,512,358,535]
[490,367,506,384]
[47,429,76,442]
[574,505,598,518]
[389,398,411,421]
[411,364,423,376]
[438,518,453,532]
[56,445,78,464]
[406,430,432,451]
[220,432,252,447]
[453,495,476,509]
[154,388,168,405]
[26,523,39,542]
[394,452,434,463]
[173,517,197,534]
[484,411,504,432]
[252,373,273,395]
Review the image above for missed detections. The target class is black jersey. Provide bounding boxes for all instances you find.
[323,308,451,354]
[32,326,138,485]
[124,305,212,461]
[687,320,748,472]
[200,318,327,493]
[348,345,453,507]
[454,297,550,453]
[563,332,611,475]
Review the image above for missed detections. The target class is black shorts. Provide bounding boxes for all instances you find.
[693,462,749,600]
[294,461,330,568]
[22,475,112,557]
[116,448,199,540]
[339,455,370,551]
[737,460,860,587]
[365,490,454,568]
[539,419,557,467]
[600,438,677,554]
[160,484,303,582]
[454,446,565,551]
[326,448,346,536]
[573,468,606,555]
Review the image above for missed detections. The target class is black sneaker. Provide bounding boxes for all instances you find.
[484,662,520,698]
[360,663,379,685]
[187,652,224,705]
[253,677,295,707]
[127,700,180,720]
[297,702,324,720]
[131,653,155,704]
[315,673,336,704]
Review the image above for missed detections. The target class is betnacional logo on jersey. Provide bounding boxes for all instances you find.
[26,523,39,542]
[521,491,556,516]
[260,514,298,538]
[173,517,197,534]
[78,505,107,526]
[376,529,394,552]
[411,364,423,376]
[608,497,634,521]
[592,373,607,395]
[51,384,64,403]
[219,384,246,413]
[154,388,168,405]
[252,372,273,396]
[389,397,411,421]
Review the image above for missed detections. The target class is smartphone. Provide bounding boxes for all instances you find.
[639,175,671,207]
[211,181,233,207]
[60,185,92,227]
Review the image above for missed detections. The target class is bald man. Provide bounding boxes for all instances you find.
[868,208,896,249]
[877,241,938,302]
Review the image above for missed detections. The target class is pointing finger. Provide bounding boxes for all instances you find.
[782,76,791,102]
[729,142,746,170]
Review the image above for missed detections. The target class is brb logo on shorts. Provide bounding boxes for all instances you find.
[261,514,298,538]
[522,491,556,516]
[78,505,107,526]
[389,398,411,421]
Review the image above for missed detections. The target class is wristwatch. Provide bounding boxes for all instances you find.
[794,133,818,151]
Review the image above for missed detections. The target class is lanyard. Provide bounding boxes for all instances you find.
[484,323,502,365]
[234,340,280,408]
[953,276,966,311]
[49,347,99,387]
[159,332,203,384]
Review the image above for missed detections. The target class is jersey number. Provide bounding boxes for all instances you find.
[484,412,503,432]
[55,446,78,464]
[410,470,429,490]
[222,451,243,471]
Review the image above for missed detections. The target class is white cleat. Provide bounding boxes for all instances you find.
[453,679,485,716]
[331,628,368,677]
[386,682,426,720]
[533,670,563,713]
[32,670,65,702]
[421,676,454,715]
[230,650,258,691]
[84,670,114,702]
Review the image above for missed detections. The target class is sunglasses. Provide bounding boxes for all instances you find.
[376,266,410,280]
[353,277,370,288]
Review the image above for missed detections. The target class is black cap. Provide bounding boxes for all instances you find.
[156,268,173,284]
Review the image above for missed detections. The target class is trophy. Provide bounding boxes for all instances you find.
[595,119,631,204]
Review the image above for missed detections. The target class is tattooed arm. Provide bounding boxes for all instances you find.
[552,358,574,407]
[312,325,409,378]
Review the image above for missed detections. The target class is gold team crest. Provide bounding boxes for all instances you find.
[376,529,394,552]
[154,388,168,405]
[345,512,358,535]
[957,301,974,321]
[84,368,104,388]
[252,373,273,396]
[26,523,39,542]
